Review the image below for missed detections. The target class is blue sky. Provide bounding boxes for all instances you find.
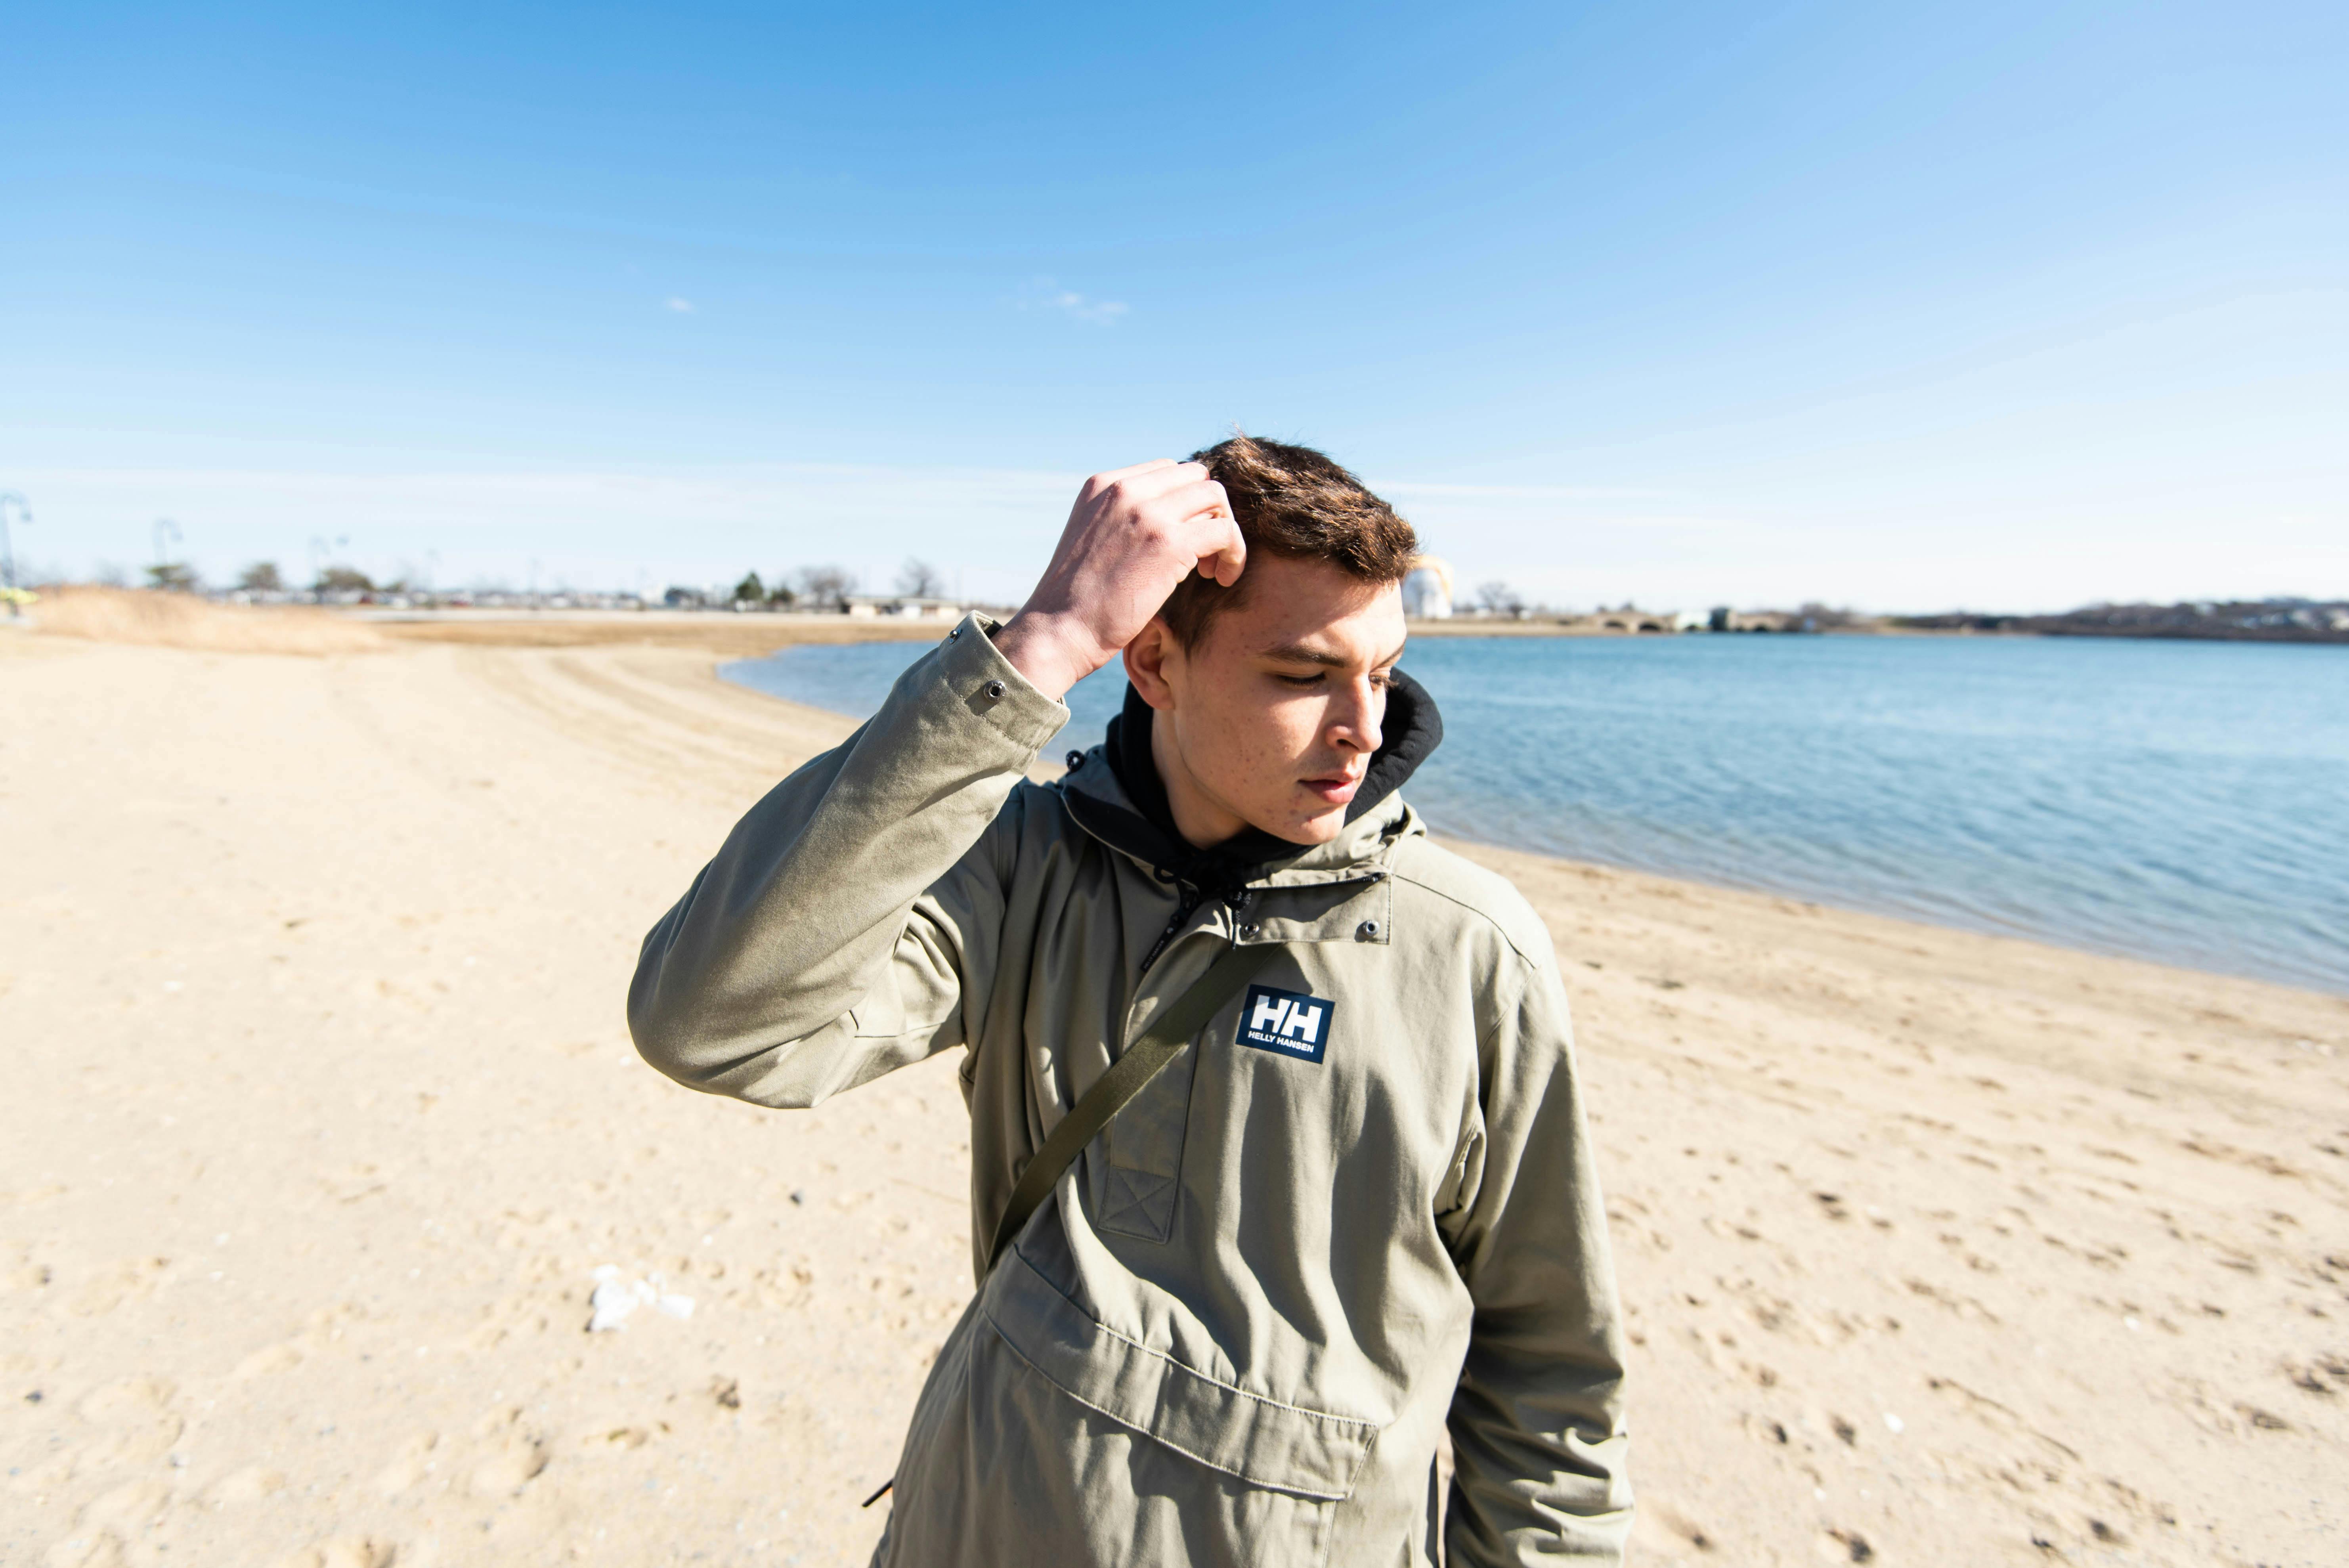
[5,1,2344,610]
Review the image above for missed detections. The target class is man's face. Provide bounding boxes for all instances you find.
[1126,555,1409,848]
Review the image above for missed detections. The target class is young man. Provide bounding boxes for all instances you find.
[629,437,1631,1565]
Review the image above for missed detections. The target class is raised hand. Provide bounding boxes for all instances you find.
[992,460,1244,700]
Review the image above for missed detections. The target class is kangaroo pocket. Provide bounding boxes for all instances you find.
[982,1248,1379,1503]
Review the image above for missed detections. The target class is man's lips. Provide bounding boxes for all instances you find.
[1300,772,1365,805]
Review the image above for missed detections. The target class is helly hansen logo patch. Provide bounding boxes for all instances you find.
[1238,984,1335,1064]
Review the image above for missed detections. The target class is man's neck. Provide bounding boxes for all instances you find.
[1148,710,1248,850]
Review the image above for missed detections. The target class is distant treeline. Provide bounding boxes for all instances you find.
[1889,598,2349,644]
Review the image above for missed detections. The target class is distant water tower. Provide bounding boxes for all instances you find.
[1402,554,1454,619]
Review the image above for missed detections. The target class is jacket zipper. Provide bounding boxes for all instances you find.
[1138,882,1209,976]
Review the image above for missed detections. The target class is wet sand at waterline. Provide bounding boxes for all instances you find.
[3,602,2343,1567]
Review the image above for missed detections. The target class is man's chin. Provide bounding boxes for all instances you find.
[1261,804,1349,847]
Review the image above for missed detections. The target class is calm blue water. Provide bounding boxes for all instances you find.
[722,636,2349,994]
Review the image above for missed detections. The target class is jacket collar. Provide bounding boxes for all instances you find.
[1058,669,1442,892]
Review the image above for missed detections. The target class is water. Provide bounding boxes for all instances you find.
[722,634,2349,994]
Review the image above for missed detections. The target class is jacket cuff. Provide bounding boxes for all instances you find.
[935,612,1070,754]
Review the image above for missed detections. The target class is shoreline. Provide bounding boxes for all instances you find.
[40,581,2336,1005]
[7,619,2345,1568]
[35,587,2349,649]
[698,649,2330,1010]
[719,635,2347,1001]
[1405,618,2349,645]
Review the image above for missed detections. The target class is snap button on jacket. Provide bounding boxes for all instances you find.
[629,614,1632,1566]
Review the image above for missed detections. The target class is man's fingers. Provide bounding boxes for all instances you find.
[1109,461,1210,506]
[1146,486,1240,584]
[1147,478,1232,527]
[1202,516,1259,584]
[1138,477,1241,584]
[1085,457,1182,495]
[1074,458,1238,580]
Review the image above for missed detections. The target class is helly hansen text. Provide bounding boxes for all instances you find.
[1237,984,1336,1064]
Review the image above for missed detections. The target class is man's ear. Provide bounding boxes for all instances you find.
[1122,618,1182,712]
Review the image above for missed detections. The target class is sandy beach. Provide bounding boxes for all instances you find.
[4,603,2344,1568]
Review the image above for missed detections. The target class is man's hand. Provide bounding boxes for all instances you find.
[993,460,1244,701]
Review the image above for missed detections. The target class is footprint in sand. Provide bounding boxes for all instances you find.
[75,1376,177,1423]
[371,1432,439,1496]
[61,1376,185,1476]
[271,1539,398,1568]
[69,1258,171,1318]
[73,1415,185,1473]
[465,1435,549,1497]
[464,1407,548,1497]
[1628,1498,1721,1560]
[1818,1526,1876,1561]
[76,1477,172,1534]
[233,1341,305,1380]
[43,1533,129,1568]
[207,1463,289,1506]
[8,1260,57,1292]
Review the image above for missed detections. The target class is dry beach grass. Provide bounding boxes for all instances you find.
[2,602,2343,1566]
[27,586,391,656]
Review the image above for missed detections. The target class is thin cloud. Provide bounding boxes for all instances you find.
[665,296,695,313]
[1019,278,1128,325]
[1052,290,1128,324]
[1380,480,1672,503]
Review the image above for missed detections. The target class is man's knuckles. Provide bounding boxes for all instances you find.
[1076,462,1225,559]
[1098,461,1203,499]
[1094,480,1157,521]
[1138,490,1223,530]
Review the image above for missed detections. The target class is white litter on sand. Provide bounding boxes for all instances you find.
[587,1264,697,1331]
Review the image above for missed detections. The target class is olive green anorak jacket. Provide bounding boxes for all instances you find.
[629,615,1631,1566]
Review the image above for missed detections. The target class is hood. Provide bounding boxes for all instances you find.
[1058,668,1443,896]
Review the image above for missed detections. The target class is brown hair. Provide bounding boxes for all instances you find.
[1158,434,1418,647]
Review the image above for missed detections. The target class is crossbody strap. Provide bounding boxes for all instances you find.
[985,940,1280,1273]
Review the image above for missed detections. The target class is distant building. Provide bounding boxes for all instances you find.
[1401,556,1454,619]
[839,593,964,620]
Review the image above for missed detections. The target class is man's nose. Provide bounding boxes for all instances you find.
[1330,678,1384,755]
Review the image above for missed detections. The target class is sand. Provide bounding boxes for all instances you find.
[2,608,2343,1568]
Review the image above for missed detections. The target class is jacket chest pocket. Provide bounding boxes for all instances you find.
[1089,1019,1199,1244]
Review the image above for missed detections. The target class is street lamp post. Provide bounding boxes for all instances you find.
[151,518,183,589]
[0,492,30,617]
[307,534,350,601]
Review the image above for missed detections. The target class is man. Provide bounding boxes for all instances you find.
[629,436,1631,1565]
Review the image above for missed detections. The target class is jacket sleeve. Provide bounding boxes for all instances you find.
[1441,945,1634,1564]
[627,615,1068,1108]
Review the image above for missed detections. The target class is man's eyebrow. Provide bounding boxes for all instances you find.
[1260,640,1409,669]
